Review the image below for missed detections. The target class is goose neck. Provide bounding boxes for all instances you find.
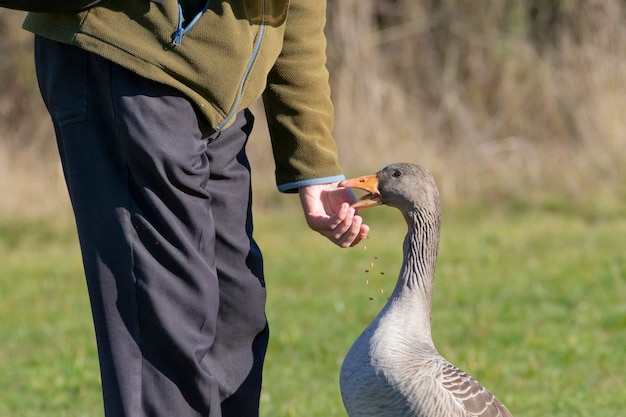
[399,208,441,300]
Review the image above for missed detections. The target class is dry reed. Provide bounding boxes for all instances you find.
[1,1,625,221]
[325,0,626,207]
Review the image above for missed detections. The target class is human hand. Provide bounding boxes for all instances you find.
[298,182,369,248]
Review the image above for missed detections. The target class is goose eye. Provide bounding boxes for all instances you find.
[392,170,402,178]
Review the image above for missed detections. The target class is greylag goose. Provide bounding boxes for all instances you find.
[339,163,513,417]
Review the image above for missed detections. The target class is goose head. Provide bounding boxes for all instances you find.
[340,163,440,220]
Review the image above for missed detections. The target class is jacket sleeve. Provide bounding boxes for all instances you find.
[262,0,343,192]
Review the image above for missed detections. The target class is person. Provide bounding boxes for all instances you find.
[22,1,369,416]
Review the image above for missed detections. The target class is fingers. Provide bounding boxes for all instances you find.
[318,203,369,248]
[300,187,370,248]
[329,204,357,238]
[350,222,370,248]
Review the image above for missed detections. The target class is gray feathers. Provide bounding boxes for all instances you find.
[340,163,513,417]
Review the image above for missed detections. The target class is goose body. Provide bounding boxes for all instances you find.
[339,163,513,417]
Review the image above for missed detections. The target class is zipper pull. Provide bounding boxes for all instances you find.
[170,0,211,47]
[172,27,184,46]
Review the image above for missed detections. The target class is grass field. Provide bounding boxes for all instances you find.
[1,199,624,417]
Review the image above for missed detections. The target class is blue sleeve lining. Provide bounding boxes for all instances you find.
[277,175,346,193]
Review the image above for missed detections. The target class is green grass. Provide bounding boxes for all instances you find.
[0,219,102,417]
[1,202,625,417]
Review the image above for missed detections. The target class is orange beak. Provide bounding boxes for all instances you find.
[339,173,382,209]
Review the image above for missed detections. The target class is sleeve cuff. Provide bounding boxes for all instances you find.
[277,174,346,193]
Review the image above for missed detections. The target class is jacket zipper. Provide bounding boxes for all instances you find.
[215,1,267,131]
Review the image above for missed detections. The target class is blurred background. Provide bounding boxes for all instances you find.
[0,2,625,416]
[324,0,625,208]
[1,0,625,221]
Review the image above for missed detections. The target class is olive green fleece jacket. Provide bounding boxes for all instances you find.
[23,0,343,191]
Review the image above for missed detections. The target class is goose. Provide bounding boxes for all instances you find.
[338,163,513,417]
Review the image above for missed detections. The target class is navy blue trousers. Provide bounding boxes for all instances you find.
[35,36,268,417]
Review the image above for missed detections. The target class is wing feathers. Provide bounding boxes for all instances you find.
[440,361,513,417]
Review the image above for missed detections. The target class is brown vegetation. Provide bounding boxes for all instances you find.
[1,1,625,220]
[325,0,626,207]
